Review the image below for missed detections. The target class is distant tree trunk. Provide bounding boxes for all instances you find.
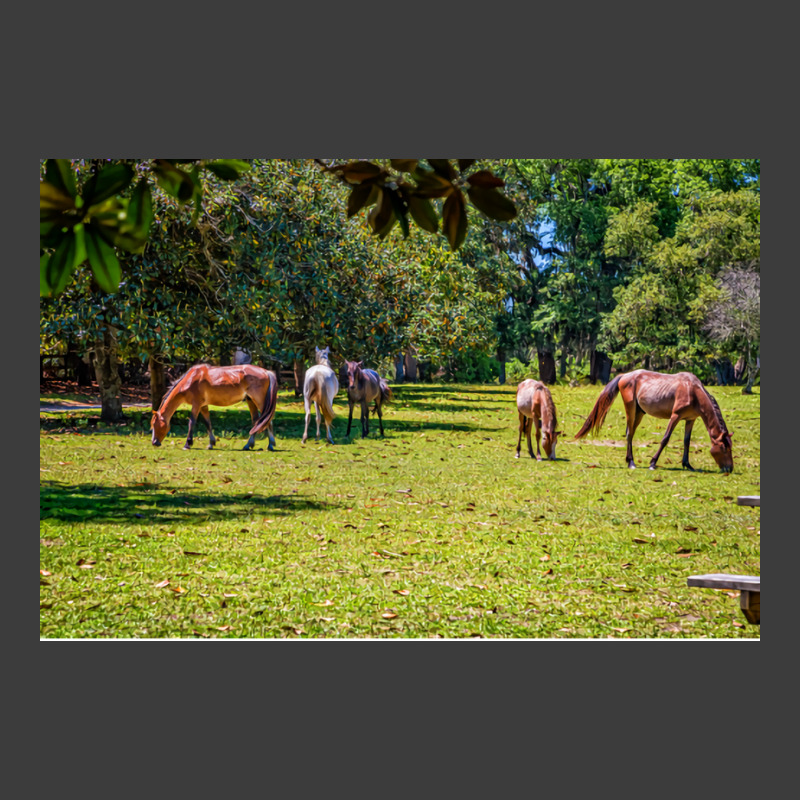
[149,355,166,410]
[404,349,418,382]
[219,349,232,366]
[293,359,306,397]
[93,325,124,422]
[742,347,758,394]
[394,354,405,383]
[497,348,506,385]
[537,350,556,384]
[590,350,613,384]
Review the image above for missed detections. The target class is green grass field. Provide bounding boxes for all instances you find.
[40,382,760,638]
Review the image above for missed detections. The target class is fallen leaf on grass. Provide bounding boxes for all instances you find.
[684,526,698,532]
[313,599,335,607]
[540,555,550,562]
[632,538,650,544]
[216,625,233,632]
[393,589,410,596]
[542,568,554,576]
[170,585,187,593]
[40,569,52,577]
[382,612,398,619]
[676,546,692,553]
[191,630,211,638]
[155,579,170,588]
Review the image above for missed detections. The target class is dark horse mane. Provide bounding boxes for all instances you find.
[158,364,204,411]
[703,388,729,433]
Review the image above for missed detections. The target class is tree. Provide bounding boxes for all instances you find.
[702,267,760,393]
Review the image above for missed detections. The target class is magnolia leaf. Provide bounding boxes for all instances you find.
[412,169,454,198]
[390,159,418,172]
[386,187,410,238]
[442,189,468,250]
[340,161,384,184]
[205,159,251,180]
[407,195,439,233]
[40,181,76,213]
[46,226,86,295]
[347,183,374,217]
[40,253,51,296]
[44,159,78,199]
[85,225,121,293]
[427,159,456,179]
[122,178,154,242]
[457,159,477,171]
[83,163,135,208]
[466,169,505,188]
[467,185,517,221]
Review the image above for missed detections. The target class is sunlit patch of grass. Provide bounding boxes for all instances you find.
[40,384,760,638]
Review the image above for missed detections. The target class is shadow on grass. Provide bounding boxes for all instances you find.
[40,480,333,525]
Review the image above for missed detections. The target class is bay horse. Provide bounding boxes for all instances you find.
[302,346,339,445]
[340,360,393,438]
[150,364,279,451]
[515,379,561,460]
[574,369,733,472]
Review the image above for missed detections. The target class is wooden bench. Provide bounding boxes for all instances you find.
[687,574,760,624]
[737,496,760,507]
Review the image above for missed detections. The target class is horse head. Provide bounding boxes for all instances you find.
[709,431,734,473]
[315,346,330,366]
[343,360,363,389]
[542,429,563,460]
[151,411,169,446]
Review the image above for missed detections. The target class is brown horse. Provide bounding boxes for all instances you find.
[515,379,561,460]
[150,364,279,451]
[340,360,393,438]
[575,369,733,472]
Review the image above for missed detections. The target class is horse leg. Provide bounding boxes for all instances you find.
[525,417,535,459]
[199,405,216,449]
[315,402,322,442]
[361,399,369,438]
[682,419,696,470]
[623,403,645,469]
[346,399,354,437]
[302,397,311,444]
[516,413,525,458]
[184,410,197,450]
[649,414,682,470]
[243,397,259,450]
[533,416,543,461]
[375,400,385,437]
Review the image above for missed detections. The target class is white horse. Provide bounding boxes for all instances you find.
[302,346,339,444]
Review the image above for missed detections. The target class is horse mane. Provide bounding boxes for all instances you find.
[157,365,201,412]
[537,385,557,432]
[703,388,729,434]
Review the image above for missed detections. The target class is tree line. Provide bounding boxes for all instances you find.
[40,159,760,420]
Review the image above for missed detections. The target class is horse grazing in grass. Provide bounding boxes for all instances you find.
[150,364,278,451]
[574,369,733,472]
[515,379,561,460]
[340,360,393,438]
[302,346,339,444]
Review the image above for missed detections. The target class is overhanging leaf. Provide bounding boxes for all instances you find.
[442,189,468,250]
[46,226,86,295]
[390,159,419,172]
[44,159,77,199]
[85,226,121,292]
[121,178,154,245]
[82,162,135,207]
[467,185,517,221]
[347,184,374,217]
[407,195,439,233]
[205,159,251,180]
[466,169,505,188]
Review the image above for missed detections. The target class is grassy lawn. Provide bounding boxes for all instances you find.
[40,382,760,639]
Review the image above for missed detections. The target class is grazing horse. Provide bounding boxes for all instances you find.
[302,346,339,444]
[575,369,733,472]
[340,360,393,438]
[515,379,561,460]
[150,364,278,451]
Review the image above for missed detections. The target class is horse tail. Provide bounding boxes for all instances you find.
[248,372,279,435]
[574,375,622,439]
[379,380,393,405]
[318,375,336,425]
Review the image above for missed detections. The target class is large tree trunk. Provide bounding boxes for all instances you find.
[93,326,124,422]
[404,349,418,382]
[537,350,556,384]
[590,350,613,384]
[149,355,166,410]
[293,359,306,397]
[742,347,758,394]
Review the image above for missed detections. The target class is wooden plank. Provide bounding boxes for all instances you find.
[687,574,760,592]
[740,590,760,625]
[737,496,760,507]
